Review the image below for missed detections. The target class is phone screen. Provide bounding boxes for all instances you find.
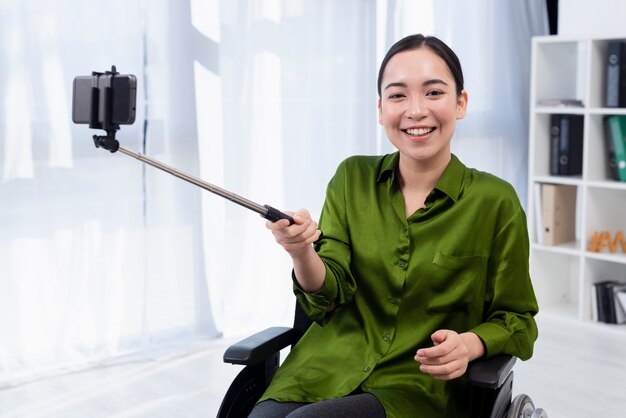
[72,76,93,124]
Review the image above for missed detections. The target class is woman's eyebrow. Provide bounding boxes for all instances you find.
[383,82,407,91]
[383,79,449,91]
[422,79,449,87]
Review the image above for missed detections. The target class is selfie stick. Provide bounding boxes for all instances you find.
[89,67,295,225]
[105,143,294,223]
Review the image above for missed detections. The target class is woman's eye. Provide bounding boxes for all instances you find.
[388,93,405,99]
[426,90,444,97]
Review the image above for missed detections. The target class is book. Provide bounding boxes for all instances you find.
[537,98,584,107]
[534,183,543,245]
[594,281,619,324]
[615,286,626,324]
[591,284,598,322]
[603,116,621,180]
[549,114,584,176]
[605,115,626,181]
[541,183,577,246]
[605,40,626,108]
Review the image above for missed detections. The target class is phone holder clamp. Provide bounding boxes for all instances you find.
[93,132,120,153]
[90,65,121,153]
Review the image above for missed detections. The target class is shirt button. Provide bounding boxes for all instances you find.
[383,334,391,341]
[398,260,406,268]
[363,366,371,372]
[389,298,397,304]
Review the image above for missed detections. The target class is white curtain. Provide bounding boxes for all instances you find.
[0,0,547,388]
[0,0,219,388]
[199,0,379,337]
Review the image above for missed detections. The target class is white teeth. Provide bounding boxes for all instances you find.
[405,127,434,136]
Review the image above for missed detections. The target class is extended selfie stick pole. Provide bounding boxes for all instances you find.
[103,142,295,224]
[88,66,294,224]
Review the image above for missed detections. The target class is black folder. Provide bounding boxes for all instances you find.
[549,114,583,176]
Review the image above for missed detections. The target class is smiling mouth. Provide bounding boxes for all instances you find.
[403,127,435,136]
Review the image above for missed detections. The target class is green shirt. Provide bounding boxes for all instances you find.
[260,153,538,417]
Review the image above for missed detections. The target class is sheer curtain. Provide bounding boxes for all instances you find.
[198,0,378,337]
[0,0,219,387]
[0,0,378,386]
[0,0,547,388]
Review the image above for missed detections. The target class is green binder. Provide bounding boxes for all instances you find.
[606,115,626,181]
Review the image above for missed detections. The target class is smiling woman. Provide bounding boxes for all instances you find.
[378,47,468,215]
[376,37,468,217]
[252,34,539,418]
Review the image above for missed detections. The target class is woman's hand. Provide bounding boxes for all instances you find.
[266,208,325,292]
[265,208,321,257]
[414,330,485,380]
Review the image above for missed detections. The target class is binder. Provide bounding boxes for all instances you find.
[594,281,619,324]
[605,40,626,108]
[549,114,583,176]
[541,183,577,246]
[605,115,626,181]
[603,116,621,180]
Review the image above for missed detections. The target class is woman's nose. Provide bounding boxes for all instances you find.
[406,97,426,118]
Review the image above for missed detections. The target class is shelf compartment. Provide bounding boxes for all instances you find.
[583,258,626,321]
[530,248,580,320]
[586,113,626,182]
[589,38,626,109]
[533,40,587,105]
[531,113,586,178]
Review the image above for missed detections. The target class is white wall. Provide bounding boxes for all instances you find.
[559,0,626,37]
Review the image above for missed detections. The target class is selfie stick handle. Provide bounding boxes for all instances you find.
[115,145,295,224]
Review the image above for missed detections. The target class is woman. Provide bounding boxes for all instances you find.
[249,34,538,418]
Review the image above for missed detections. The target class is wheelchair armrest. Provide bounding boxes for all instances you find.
[467,355,516,389]
[223,326,301,366]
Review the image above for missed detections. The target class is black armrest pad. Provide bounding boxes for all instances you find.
[467,355,516,389]
[223,327,300,365]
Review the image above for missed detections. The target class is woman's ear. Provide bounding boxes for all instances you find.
[377,99,383,125]
[456,90,469,120]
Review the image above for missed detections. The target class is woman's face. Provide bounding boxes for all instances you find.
[378,47,468,166]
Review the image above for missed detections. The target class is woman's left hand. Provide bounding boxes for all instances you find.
[414,329,484,380]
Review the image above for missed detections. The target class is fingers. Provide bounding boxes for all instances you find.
[414,330,470,381]
[420,361,467,380]
[265,209,320,253]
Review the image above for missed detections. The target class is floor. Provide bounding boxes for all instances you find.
[1,314,626,418]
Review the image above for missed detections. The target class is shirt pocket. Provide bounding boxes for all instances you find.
[426,251,486,314]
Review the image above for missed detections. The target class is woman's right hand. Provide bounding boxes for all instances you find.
[265,208,321,257]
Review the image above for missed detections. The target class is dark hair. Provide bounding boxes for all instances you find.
[377,34,464,97]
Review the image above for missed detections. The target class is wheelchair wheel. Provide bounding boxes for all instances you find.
[506,394,535,418]
[531,408,548,418]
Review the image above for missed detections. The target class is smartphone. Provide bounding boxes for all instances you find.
[72,73,137,126]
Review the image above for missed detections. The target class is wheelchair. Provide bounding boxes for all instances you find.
[217,303,547,418]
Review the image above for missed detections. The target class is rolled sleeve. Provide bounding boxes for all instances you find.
[292,267,338,324]
[474,203,538,360]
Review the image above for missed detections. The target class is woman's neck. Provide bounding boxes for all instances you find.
[397,153,451,193]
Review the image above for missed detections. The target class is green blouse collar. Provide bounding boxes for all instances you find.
[377,152,466,202]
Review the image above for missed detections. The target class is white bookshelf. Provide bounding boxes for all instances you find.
[528,35,626,327]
